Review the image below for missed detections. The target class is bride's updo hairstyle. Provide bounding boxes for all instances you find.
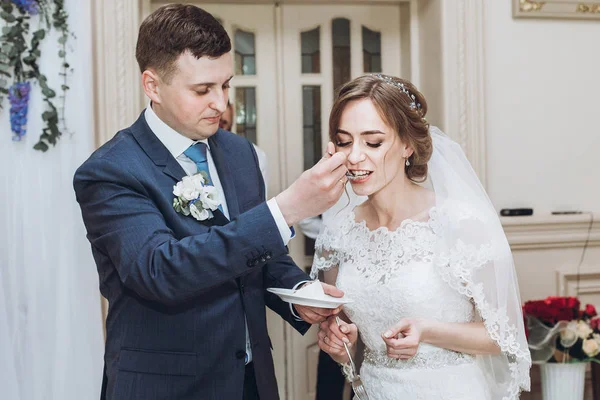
[329,74,432,183]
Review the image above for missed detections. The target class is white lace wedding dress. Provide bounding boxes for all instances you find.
[313,205,493,400]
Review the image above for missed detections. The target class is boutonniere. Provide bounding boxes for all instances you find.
[172,173,221,221]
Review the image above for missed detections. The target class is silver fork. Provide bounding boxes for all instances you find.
[335,316,369,400]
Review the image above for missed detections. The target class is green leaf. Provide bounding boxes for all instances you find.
[61,84,69,91]
[0,70,10,78]
[42,88,56,98]
[58,50,65,58]
[58,36,67,45]
[1,3,14,14]
[2,27,12,35]
[33,29,45,40]
[33,49,40,57]
[33,141,49,152]
[0,11,16,23]
[42,111,55,121]
[22,55,35,64]
[0,87,8,94]
[63,63,69,68]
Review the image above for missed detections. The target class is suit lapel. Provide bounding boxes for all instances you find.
[131,113,230,227]
[131,112,187,181]
[209,134,240,220]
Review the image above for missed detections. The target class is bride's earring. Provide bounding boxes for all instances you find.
[405,158,410,167]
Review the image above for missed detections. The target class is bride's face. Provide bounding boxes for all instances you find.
[334,99,411,197]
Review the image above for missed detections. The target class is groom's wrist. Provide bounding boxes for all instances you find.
[275,191,302,226]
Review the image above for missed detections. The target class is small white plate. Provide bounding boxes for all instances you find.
[266,288,353,309]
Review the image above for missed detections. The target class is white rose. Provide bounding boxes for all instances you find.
[189,173,205,187]
[583,338,600,357]
[560,321,578,345]
[190,203,211,221]
[173,181,184,197]
[576,321,593,339]
[200,186,221,211]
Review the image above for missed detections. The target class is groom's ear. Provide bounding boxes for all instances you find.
[141,70,161,104]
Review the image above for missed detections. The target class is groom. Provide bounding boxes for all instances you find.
[74,4,348,400]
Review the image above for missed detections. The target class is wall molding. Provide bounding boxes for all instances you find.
[503,213,599,250]
[513,0,600,20]
[558,271,600,296]
[441,0,487,186]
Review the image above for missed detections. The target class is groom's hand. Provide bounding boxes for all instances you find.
[294,282,344,324]
[276,142,348,226]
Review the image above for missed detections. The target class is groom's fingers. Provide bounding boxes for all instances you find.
[321,283,344,298]
[316,150,346,173]
[297,305,336,323]
[325,142,335,157]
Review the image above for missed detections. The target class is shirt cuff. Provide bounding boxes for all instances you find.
[290,280,312,321]
[267,198,294,245]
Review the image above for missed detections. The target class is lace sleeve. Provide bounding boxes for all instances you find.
[433,205,531,400]
[310,223,342,280]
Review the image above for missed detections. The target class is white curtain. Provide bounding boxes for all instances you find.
[0,0,104,398]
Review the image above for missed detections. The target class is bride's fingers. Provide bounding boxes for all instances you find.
[318,331,345,354]
[387,348,416,359]
[383,335,417,350]
[328,320,350,344]
[318,325,345,347]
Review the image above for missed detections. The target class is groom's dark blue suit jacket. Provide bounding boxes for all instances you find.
[74,113,311,400]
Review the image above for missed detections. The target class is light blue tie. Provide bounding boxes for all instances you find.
[184,143,223,213]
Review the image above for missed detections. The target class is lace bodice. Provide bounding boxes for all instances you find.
[318,208,475,360]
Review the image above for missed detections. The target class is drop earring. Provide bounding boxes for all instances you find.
[405,158,410,167]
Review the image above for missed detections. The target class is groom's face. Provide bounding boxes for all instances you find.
[151,51,233,140]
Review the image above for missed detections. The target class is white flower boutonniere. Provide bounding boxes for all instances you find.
[172,173,221,221]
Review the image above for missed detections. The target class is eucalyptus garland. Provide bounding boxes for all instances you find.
[0,0,72,151]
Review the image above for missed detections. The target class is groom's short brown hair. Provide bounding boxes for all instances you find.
[135,4,231,83]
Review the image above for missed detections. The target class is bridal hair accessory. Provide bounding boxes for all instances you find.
[371,74,421,111]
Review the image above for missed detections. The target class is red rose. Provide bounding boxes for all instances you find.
[591,317,600,332]
[524,297,582,325]
[585,304,597,318]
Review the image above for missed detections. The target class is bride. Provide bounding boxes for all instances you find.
[312,74,531,399]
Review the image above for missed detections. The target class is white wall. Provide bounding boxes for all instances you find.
[0,0,104,398]
[484,1,600,215]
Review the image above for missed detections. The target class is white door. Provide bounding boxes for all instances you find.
[280,5,402,400]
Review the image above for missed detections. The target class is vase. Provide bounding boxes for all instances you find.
[540,362,587,400]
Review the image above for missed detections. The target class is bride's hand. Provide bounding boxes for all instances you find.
[317,316,358,363]
[382,318,426,360]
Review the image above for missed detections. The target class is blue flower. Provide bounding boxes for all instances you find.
[8,81,31,141]
[10,0,39,15]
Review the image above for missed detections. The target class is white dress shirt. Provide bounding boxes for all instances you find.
[144,104,293,363]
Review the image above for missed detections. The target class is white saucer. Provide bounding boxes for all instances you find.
[266,288,353,309]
